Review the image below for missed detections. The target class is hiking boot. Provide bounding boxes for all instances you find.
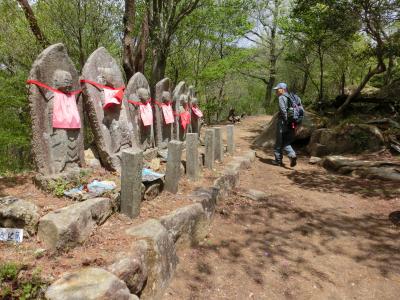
[271,160,283,167]
[290,156,297,167]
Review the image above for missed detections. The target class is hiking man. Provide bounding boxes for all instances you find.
[272,82,304,167]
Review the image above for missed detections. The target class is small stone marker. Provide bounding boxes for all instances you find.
[226,125,235,155]
[204,129,215,169]
[214,127,223,162]
[121,149,143,218]
[0,228,23,243]
[186,133,200,181]
[165,140,184,194]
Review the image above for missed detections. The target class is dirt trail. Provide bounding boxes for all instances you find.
[164,115,400,300]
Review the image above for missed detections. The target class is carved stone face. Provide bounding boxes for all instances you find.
[53,70,72,93]
[191,97,198,105]
[97,67,118,86]
[161,91,171,103]
[137,88,150,103]
[179,94,188,104]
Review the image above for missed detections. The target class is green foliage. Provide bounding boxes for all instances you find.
[47,170,91,197]
[0,263,46,300]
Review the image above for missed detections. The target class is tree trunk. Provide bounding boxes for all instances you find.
[122,0,136,80]
[340,71,346,96]
[318,46,324,101]
[384,55,394,86]
[134,13,149,74]
[150,48,168,94]
[267,0,279,107]
[301,71,309,95]
[337,63,386,114]
[17,0,49,49]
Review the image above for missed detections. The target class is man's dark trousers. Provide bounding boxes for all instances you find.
[274,118,296,162]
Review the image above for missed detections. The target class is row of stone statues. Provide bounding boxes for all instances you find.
[27,44,203,177]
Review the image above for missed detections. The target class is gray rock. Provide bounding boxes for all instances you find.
[191,187,219,221]
[242,189,267,201]
[160,203,208,247]
[81,47,134,172]
[214,169,240,199]
[38,198,112,250]
[308,124,385,156]
[253,111,320,148]
[309,156,322,164]
[27,43,84,176]
[322,156,400,181]
[125,72,154,150]
[126,219,178,300]
[107,240,148,295]
[45,267,133,300]
[232,156,252,169]
[243,150,256,162]
[0,196,40,235]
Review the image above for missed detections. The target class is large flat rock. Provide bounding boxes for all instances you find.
[45,267,136,300]
[107,240,149,295]
[38,198,112,250]
[126,219,178,300]
[0,196,40,235]
[160,203,209,247]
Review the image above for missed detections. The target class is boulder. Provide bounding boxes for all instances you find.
[322,156,400,182]
[253,111,320,148]
[107,240,148,295]
[191,187,219,221]
[159,203,209,247]
[242,189,268,201]
[126,219,178,300]
[308,124,384,156]
[0,196,40,235]
[45,267,135,300]
[38,198,112,250]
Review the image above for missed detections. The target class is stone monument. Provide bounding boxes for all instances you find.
[177,94,191,141]
[172,81,188,140]
[81,47,134,171]
[154,78,174,149]
[27,43,84,178]
[125,73,154,150]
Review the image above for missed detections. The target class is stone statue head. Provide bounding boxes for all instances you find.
[97,67,118,86]
[161,91,171,103]
[179,94,188,104]
[191,97,198,105]
[138,88,150,103]
[53,70,72,93]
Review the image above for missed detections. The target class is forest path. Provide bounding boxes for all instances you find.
[164,115,400,300]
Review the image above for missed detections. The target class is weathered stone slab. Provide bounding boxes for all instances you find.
[81,47,134,171]
[125,72,154,150]
[45,267,134,300]
[226,125,235,155]
[242,189,268,201]
[214,127,223,162]
[0,196,40,235]
[27,43,84,176]
[107,240,148,295]
[232,156,252,169]
[204,129,215,169]
[126,219,178,300]
[186,133,200,181]
[160,203,208,247]
[191,187,219,221]
[172,81,188,140]
[243,150,256,162]
[165,141,184,194]
[38,198,112,250]
[154,78,173,149]
[120,149,143,219]
[214,168,240,199]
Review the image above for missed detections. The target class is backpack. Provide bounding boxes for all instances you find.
[285,93,304,125]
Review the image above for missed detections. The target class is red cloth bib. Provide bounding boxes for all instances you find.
[192,105,203,118]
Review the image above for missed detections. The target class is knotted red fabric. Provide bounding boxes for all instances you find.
[128,99,153,126]
[27,80,81,129]
[80,79,125,110]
